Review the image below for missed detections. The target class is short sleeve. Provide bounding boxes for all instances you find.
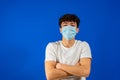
[45,43,57,61]
[80,41,92,59]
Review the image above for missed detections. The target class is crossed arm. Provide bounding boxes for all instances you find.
[45,58,91,80]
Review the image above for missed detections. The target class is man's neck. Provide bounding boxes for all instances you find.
[62,38,75,48]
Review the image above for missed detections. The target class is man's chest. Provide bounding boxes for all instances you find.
[56,47,82,65]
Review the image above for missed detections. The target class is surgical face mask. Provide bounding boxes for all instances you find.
[61,26,77,40]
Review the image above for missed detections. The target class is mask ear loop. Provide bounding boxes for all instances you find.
[76,27,79,33]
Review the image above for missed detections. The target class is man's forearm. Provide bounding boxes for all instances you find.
[46,68,70,80]
[56,63,90,77]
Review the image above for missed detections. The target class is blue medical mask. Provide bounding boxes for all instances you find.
[61,26,77,40]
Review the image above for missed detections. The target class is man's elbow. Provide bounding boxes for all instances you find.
[46,74,53,80]
[46,72,55,80]
[46,76,52,80]
[78,69,90,77]
[83,69,90,77]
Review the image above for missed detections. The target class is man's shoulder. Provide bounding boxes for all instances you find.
[47,40,61,47]
[76,40,90,46]
[48,40,61,44]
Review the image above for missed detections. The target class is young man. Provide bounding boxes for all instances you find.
[45,14,92,80]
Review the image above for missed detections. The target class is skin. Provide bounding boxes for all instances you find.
[45,21,91,80]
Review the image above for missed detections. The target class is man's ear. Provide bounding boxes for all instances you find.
[76,28,79,33]
[60,28,62,33]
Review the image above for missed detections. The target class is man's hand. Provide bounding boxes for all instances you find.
[56,63,62,69]
[56,61,81,70]
[56,61,80,69]
[56,63,72,76]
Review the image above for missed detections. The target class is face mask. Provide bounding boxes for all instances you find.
[61,26,77,40]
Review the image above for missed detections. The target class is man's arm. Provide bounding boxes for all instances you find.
[56,58,91,77]
[45,61,71,80]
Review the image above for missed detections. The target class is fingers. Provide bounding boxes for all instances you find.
[56,63,62,69]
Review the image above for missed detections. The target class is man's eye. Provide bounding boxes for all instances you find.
[71,25,75,26]
[63,25,67,26]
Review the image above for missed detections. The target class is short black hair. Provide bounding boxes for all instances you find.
[59,14,80,28]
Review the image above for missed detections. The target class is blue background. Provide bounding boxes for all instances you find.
[0,0,120,80]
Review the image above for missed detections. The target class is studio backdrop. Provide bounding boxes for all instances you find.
[0,0,120,80]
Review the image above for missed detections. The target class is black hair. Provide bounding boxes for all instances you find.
[59,14,80,28]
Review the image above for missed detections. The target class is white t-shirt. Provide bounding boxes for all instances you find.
[45,40,92,80]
